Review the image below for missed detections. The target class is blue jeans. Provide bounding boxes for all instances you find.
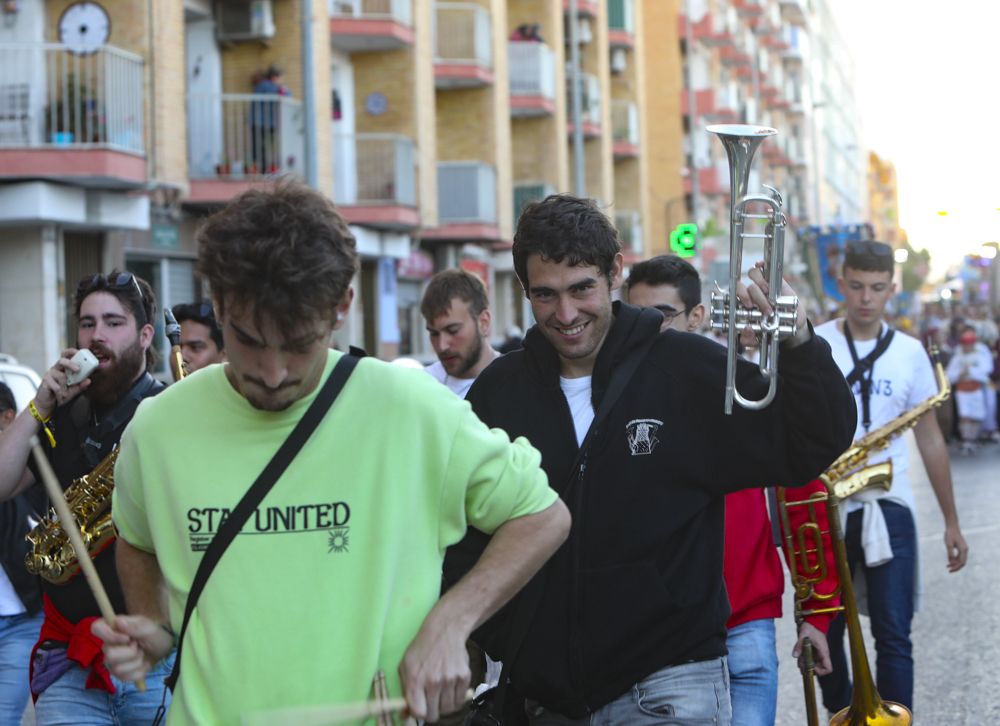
[726,619,778,726]
[34,651,175,726]
[0,611,44,725]
[818,500,916,713]
[526,657,732,725]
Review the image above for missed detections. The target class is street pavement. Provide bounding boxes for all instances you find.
[774,432,1000,725]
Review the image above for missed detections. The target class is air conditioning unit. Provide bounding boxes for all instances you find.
[216,0,276,42]
[610,48,628,74]
[578,17,593,44]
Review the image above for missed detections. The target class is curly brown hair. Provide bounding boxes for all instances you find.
[196,181,358,332]
[513,194,621,294]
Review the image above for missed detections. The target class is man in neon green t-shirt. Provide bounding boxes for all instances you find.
[92,182,570,725]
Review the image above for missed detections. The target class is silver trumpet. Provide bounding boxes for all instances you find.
[707,124,799,414]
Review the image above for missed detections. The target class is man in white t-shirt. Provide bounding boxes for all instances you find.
[815,239,969,717]
[421,269,500,398]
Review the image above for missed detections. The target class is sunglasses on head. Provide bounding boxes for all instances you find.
[78,272,147,323]
[846,240,892,258]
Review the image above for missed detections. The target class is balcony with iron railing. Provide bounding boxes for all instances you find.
[423,161,499,240]
[566,72,601,138]
[608,0,635,48]
[434,2,494,88]
[187,93,304,203]
[333,133,418,229]
[0,43,145,186]
[329,0,415,52]
[611,100,638,158]
[509,41,555,117]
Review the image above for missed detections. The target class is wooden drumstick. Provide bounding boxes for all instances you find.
[242,689,475,726]
[30,437,147,692]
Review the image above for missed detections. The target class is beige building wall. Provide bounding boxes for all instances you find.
[507,0,568,194]
[489,0,513,240]
[414,0,439,227]
[149,0,188,188]
[642,0,685,257]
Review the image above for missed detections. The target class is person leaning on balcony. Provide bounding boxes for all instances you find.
[249,65,290,174]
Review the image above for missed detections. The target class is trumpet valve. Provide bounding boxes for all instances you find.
[710,290,799,338]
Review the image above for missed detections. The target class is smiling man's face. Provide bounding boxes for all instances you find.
[525,253,622,378]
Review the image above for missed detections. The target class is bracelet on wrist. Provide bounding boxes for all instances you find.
[28,401,56,448]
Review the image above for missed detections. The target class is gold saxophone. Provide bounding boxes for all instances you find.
[779,347,949,726]
[25,448,120,585]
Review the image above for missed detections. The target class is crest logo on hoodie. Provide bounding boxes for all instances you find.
[626,418,663,456]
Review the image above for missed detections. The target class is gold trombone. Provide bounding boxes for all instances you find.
[778,348,949,725]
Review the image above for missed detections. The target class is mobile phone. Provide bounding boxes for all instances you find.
[65,349,99,386]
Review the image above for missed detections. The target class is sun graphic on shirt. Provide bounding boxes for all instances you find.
[328,527,350,554]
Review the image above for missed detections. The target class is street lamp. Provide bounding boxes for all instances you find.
[893,248,909,264]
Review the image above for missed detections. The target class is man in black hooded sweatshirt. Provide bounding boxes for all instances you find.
[446,194,857,725]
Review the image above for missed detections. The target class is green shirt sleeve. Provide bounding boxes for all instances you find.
[438,405,556,550]
[111,410,155,553]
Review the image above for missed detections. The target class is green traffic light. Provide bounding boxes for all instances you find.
[669,223,698,258]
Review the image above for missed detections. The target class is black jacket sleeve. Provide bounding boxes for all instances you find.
[672,324,856,495]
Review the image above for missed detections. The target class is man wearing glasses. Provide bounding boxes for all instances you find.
[815,240,968,717]
[624,255,839,726]
[172,301,226,374]
[624,255,706,333]
[0,271,174,725]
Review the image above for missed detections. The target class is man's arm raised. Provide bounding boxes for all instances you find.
[0,348,91,500]
[399,499,570,722]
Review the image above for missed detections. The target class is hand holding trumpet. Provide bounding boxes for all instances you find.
[733,260,810,349]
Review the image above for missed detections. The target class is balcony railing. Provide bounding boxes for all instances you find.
[333,133,415,206]
[187,93,304,179]
[434,3,492,69]
[438,162,496,224]
[329,0,412,24]
[612,100,638,146]
[0,43,144,153]
[567,72,601,129]
[509,41,555,104]
[616,210,642,254]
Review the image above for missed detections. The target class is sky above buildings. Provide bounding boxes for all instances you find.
[835,0,999,278]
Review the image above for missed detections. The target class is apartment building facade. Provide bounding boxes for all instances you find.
[329,0,651,358]
[2,0,871,370]
[665,0,866,306]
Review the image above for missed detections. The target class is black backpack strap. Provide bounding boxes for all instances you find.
[163,354,359,693]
